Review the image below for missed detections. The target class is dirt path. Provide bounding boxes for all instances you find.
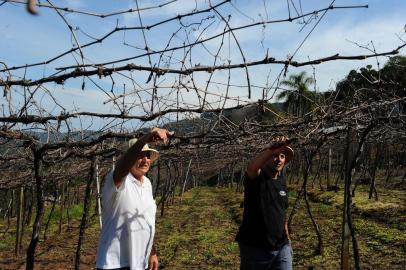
[155,187,241,269]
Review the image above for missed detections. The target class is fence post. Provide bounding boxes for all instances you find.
[96,160,102,229]
[181,159,192,196]
[327,147,332,187]
[15,186,24,255]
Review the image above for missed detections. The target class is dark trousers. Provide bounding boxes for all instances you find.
[239,241,293,270]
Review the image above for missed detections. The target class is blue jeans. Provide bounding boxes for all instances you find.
[239,241,293,270]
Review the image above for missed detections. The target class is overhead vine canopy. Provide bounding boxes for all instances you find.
[0,0,403,127]
[0,0,405,178]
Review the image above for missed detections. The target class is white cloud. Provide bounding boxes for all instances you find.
[289,14,405,90]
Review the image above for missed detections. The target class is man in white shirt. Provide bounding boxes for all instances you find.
[96,127,171,270]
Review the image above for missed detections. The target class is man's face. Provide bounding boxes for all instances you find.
[131,151,151,178]
[267,152,286,173]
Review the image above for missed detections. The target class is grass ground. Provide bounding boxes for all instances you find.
[287,186,406,269]
[155,187,240,269]
[0,183,405,269]
[0,203,100,270]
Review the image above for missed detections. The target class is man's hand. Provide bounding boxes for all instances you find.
[246,136,294,179]
[148,254,158,270]
[146,127,172,144]
[113,127,172,187]
[268,136,291,152]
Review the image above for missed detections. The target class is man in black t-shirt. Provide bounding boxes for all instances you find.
[236,136,294,270]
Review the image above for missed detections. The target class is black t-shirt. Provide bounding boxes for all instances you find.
[236,170,289,250]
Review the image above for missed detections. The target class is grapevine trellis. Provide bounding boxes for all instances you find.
[0,1,405,270]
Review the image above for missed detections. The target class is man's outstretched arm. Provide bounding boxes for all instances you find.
[113,127,170,188]
[246,137,290,179]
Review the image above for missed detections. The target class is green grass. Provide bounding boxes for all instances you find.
[0,199,99,250]
[0,231,14,250]
[154,185,405,269]
[1,183,404,269]
[287,181,406,269]
[318,202,332,213]
[0,198,102,269]
[155,187,241,269]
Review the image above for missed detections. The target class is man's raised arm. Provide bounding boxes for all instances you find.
[246,137,291,179]
[113,127,170,188]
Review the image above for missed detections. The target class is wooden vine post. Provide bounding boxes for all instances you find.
[95,160,102,229]
[15,185,24,255]
[181,158,192,197]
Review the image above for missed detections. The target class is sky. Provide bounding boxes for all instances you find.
[0,0,405,131]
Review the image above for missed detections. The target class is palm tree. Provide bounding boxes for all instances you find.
[277,71,315,117]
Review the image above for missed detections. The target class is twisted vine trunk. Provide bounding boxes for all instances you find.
[288,139,326,255]
[75,157,97,270]
[302,149,323,255]
[341,131,352,270]
[368,144,380,200]
[341,123,374,270]
[43,189,57,240]
[26,150,44,270]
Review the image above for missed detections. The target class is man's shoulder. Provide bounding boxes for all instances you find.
[143,176,153,188]
[103,169,130,192]
[244,171,265,188]
[246,169,269,180]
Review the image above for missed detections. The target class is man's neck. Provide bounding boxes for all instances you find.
[263,166,280,180]
[271,171,280,180]
[131,172,145,183]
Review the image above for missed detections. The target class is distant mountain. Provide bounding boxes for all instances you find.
[200,102,286,123]
[9,101,286,143]
[163,118,212,136]
[24,130,98,143]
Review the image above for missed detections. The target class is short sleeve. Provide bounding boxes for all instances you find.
[101,170,126,205]
[244,171,263,185]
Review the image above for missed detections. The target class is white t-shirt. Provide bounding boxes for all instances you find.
[96,170,157,270]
